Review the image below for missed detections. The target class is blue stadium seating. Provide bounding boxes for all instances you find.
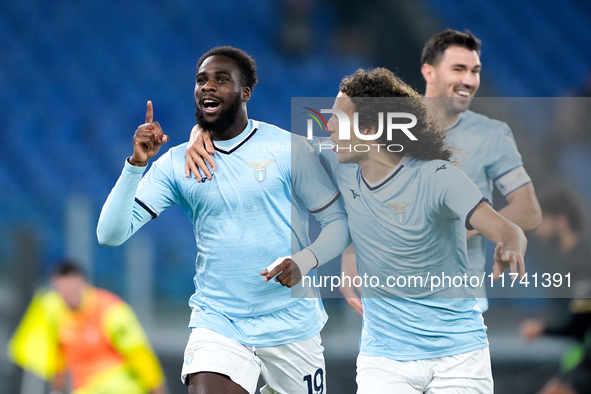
[424,0,591,96]
[0,0,367,296]
[3,0,589,298]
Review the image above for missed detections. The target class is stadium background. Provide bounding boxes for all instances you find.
[1,0,590,392]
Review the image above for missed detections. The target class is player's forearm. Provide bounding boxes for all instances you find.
[341,244,357,277]
[97,160,148,246]
[471,204,527,254]
[340,244,359,297]
[307,206,350,267]
[499,184,542,232]
[497,204,541,232]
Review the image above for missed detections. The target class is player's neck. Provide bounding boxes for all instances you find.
[211,112,249,141]
[424,96,462,129]
[359,151,403,184]
[442,112,462,129]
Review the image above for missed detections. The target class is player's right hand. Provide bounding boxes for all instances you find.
[492,241,525,280]
[344,295,363,315]
[130,100,169,167]
[261,256,303,288]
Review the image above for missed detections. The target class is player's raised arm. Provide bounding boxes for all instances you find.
[97,101,168,247]
[468,202,527,280]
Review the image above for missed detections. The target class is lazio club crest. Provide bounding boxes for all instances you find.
[386,201,414,224]
[246,160,275,182]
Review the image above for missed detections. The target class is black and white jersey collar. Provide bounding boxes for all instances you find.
[361,155,410,191]
[213,120,259,155]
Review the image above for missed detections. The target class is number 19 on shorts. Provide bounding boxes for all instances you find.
[303,368,324,394]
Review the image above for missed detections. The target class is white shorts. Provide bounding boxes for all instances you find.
[181,328,326,394]
[356,347,493,394]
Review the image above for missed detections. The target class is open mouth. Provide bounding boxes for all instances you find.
[201,98,221,114]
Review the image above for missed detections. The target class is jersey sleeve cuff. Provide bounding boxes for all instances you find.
[125,157,149,174]
[292,248,318,277]
[465,197,490,230]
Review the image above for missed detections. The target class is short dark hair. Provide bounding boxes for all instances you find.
[538,186,586,234]
[421,29,481,66]
[50,259,86,279]
[197,46,258,90]
[339,67,452,161]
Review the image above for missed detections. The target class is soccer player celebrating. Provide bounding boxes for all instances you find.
[318,68,525,393]
[420,29,541,312]
[97,46,349,394]
[185,67,527,392]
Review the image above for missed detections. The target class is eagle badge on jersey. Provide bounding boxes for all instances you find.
[246,160,275,182]
[387,201,414,224]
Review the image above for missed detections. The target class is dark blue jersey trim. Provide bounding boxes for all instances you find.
[465,197,490,230]
[135,197,158,219]
[361,165,404,192]
[309,192,341,214]
[214,127,258,155]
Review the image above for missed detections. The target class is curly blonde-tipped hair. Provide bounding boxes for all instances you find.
[339,67,452,161]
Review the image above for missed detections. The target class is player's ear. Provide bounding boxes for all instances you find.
[421,63,434,83]
[364,126,377,136]
[242,87,251,101]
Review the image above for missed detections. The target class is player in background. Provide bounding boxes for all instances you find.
[520,186,591,394]
[96,46,349,394]
[340,29,541,314]
[421,29,541,310]
[8,260,166,394]
[184,67,527,392]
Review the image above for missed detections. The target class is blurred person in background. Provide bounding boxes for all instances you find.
[520,186,591,394]
[7,260,166,394]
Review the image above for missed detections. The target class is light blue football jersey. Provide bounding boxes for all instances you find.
[316,143,489,360]
[100,120,347,347]
[447,110,526,311]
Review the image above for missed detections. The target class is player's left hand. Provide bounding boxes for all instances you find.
[492,242,525,280]
[261,257,303,287]
[185,125,216,181]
